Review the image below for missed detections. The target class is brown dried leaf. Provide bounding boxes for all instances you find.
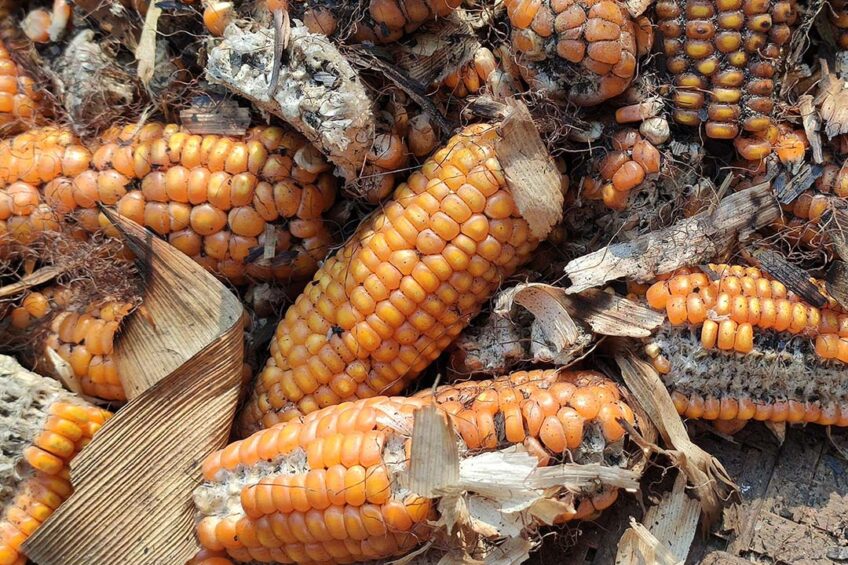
[826,261,848,310]
[824,207,848,263]
[799,95,823,163]
[407,405,460,498]
[744,248,827,308]
[564,183,779,293]
[614,348,738,529]
[23,212,244,565]
[564,289,664,338]
[497,101,564,239]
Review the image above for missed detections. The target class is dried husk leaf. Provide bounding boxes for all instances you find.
[394,16,480,85]
[496,101,564,239]
[743,248,827,308]
[407,405,460,497]
[815,58,848,139]
[613,348,737,529]
[23,212,244,565]
[179,99,251,136]
[615,473,699,565]
[0,264,66,298]
[824,207,848,263]
[495,283,579,350]
[561,289,664,337]
[826,260,848,310]
[799,94,823,163]
[564,183,780,292]
[135,3,161,86]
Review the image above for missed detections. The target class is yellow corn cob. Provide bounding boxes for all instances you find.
[196,369,635,564]
[0,356,111,565]
[5,286,136,401]
[656,0,799,141]
[0,123,339,285]
[504,0,653,105]
[239,123,545,432]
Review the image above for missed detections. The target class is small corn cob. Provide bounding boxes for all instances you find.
[0,39,41,135]
[0,356,111,565]
[289,0,462,44]
[656,0,799,140]
[4,286,136,401]
[580,127,663,210]
[829,0,848,49]
[0,123,339,285]
[195,369,635,564]
[239,124,545,432]
[645,264,847,369]
[654,325,848,426]
[505,0,653,105]
[441,47,499,98]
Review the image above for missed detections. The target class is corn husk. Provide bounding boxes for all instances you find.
[23,211,244,565]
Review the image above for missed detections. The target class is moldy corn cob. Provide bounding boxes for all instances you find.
[580,126,663,210]
[656,0,799,140]
[0,355,111,565]
[195,369,636,564]
[0,123,339,285]
[288,0,462,43]
[505,0,653,105]
[5,287,136,401]
[239,123,546,432]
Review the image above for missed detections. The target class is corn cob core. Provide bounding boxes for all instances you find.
[645,264,848,370]
[654,326,848,426]
[6,287,135,401]
[239,124,542,432]
[656,0,798,140]
[196,370,635,564]
[0,39,40,136]
[580,127,662,210]
[0,123,339,285]
[0,355,111,565]
[290,0,462,43]
[505,0,651,106]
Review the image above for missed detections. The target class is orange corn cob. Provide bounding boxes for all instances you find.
[0,356,111,565]
[196,369,635,564]
[239,123,546,432]
[656,0,798,141]
[0,123,339,285]
[0,38,41,135]
[5,286,136,401]
[580,127,662,210]
[288,0,462,43]
[187,549,235,565]
[504,0,653,105]
[653,325,848,426]
[441,47,499,98]
[645,264,846,369]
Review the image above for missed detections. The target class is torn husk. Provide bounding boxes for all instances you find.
[22,212,244,565]
[205,22,381,196]
[613,348,738,529]
[564,183,780,293]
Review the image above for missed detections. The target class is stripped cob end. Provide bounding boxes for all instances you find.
[195,370,636,563]
[0,355,110,565]
[239,123,546,433]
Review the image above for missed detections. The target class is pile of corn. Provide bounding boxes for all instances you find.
[2,0,848,562]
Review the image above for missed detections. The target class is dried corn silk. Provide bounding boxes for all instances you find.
[196,370,637,564]
[239,123,552,432]
[505,0,653,105]
[0,356,111,565]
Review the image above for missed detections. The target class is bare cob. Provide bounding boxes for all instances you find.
[195,369,636,564]
[239,123,547,432]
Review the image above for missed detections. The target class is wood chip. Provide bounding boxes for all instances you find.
[564,183,779,293]
[24,211,245,565]
[745,248,827,308]
[614,347,738,528]
[497,101,564,239]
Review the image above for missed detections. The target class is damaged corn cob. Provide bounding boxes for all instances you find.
[0,123,339,285]
[5,287,136,401]
[645,264,848,425]
[580,127,663,210]
[0,36,40,135]
[195,369,636,563]
[239,124,544,432]
[288,0,462,43]
[0,355,111,565]
[656,0,799,140]
[505,0,653,105]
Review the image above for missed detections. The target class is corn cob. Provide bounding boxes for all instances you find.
[654,325,848,426]
[645,264,846,370]
[441,47,499,98]
[580,127,663,210]
[0,123,339,285]
[196,369,635,563]
[239,123,545,432]
[656,0,799,141]
[288,0,462,44]
[504,0,653,105]
[0,356,111,565]
[0,38,41,136]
